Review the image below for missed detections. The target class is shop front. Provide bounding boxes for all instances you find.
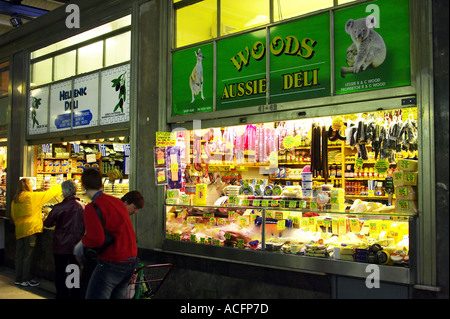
[144,0,443,298]
[0,0,446,299]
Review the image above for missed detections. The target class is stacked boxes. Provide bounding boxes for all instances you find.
[393,159,418,214]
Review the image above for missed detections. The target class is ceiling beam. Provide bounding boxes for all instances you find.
[0,0,49,18]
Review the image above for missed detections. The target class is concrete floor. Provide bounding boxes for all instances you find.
[0,267,55,299]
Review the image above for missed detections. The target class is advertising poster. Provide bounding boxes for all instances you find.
[216,29,267,111]
[73,73,99,129]
[172,43,213,116]
[270,12,331,103]
[334,0,410,94]
[28,86,49,135]
[49,80,72,132]
[100,64,130,125]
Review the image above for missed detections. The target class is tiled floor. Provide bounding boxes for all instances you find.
[0,267,55,299]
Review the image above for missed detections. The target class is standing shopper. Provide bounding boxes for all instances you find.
[81,168,137,299]
[10,178,62,287]
[44,180,85,299]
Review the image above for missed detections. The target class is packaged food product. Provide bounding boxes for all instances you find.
[397,159,418,172]
[395,185,417,200]
[395,200,418,214]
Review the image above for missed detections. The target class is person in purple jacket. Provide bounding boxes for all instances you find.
[44,179,85,299]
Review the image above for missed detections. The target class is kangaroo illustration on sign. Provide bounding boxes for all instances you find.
[189,49,205,103]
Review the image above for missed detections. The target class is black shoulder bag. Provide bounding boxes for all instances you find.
[84,202,115,259]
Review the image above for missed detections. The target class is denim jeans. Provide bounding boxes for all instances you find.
[85,259,137,299]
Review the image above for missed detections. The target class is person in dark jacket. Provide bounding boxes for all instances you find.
[44,179,85,299]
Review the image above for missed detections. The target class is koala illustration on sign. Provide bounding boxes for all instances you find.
[341,15,386,78]
[189,49,206,103]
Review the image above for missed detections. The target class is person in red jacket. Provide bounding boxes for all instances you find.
[44,179,84,299]
[81,168,137,299]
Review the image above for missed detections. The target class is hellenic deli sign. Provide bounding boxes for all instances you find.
[28,64,130,135]
[172,0,410,116]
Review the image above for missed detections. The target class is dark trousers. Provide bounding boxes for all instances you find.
[53,254,81,299]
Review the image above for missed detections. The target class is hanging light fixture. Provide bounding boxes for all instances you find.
[10,15,23,27]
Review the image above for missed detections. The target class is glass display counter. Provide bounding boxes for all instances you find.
[165,204,414,267]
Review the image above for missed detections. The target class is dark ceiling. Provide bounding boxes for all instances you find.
[0,0,69,36]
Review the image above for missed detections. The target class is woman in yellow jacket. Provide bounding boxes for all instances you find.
[11,178,62,287]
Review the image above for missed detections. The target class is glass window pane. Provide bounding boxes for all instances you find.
[221,0,269,35]
[31,58,53,86]
[54,51,76,81]
[32,15,131,59]
[77,41,103,74]
[338,0,358,4]
[175,0,217,48]
[105,31,131,66]
[273,0,333,22]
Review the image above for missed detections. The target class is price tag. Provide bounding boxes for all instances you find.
[237,239,244,248]
[393,171,403,180]
[397,200,409,210]
[310,201,318,209]
[190,234,196,242]
[294,135,302,147]
[398,159,410,170]
[277,220,286,230]
[404,173,416,184]
[279,200,285,208]
[261,200,269,207]
[283,136,295,149]
[299,200,307,209]
[374,159,389,174]
[289,200,297,208]
[355,157,364,169]
[228,211,235,219]
[253,199,261,207]
[398,187,408,196]
[275,212,283,219]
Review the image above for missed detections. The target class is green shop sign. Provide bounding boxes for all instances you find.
[172,43,214,116]
[269,12,331,104]
[216,29,267,111]
[171,0,410,116]
[334,0,410,94]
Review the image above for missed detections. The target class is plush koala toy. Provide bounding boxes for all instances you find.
[341,16,386,78]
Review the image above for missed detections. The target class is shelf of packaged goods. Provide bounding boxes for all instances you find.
[165,204,416,217]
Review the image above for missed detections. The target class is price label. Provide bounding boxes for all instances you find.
[397,200,409,210]
[394,171,403,180]
[190,234,196,242]
[279,200,286,208]
[310,201,318,209]
[398,187,408,196]
[237,238,244,248]
[228,211,235,219]
[355,157,364,169]
[253,199,261,207]
[275,212,283,219]
[299,200,307,209]
[404,173,416,183]
[289,200,297,208]
[283,136,295,149]
[398,159,410,170]
[261,200,269,207]
[374,159,390,174]
[277,220,286,230]
[225,232,231,239]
